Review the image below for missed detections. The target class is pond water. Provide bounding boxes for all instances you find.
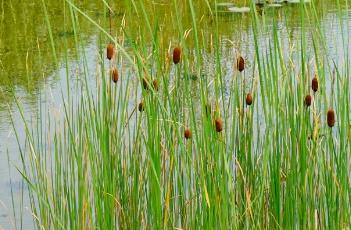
[0,0,350,228]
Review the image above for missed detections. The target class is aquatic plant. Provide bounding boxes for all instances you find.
[184,128,192,139]
[327,109,336,127]
[11,0,351,229]
[246,93,253,105]
[173,47,181,64]
[152,79,158,91]
[312,76,318,92]
[237,56,245,72]
[304,95,312,107]
[111,67,118,83]
[214,118,223,132]
[107,43,114,60]
[142,77,149,90]
[138,101,144,112]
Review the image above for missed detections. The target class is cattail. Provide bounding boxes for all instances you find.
[246,93,253,106]
[173,47,181,64]
[184,128,192,139]
[152,79,158,91]
[215,118,223,132]
[107,43,114,60]
[111,67,118,83]
[327,109,336,128]
[304,95,312,107]
[237,56,245,72]
[143,77,149,90]
[312,77,318,92]
[138,101,144,112]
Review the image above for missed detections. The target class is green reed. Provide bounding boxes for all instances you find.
[11,0,351,229]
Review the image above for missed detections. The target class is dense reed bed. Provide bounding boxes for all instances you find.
[12,0,351,229]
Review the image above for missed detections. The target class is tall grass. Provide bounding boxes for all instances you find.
[12,0,351,229]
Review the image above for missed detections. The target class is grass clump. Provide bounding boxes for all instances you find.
[12,0,351,229]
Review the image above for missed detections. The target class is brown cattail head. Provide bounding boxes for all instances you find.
[215,118,223,132]
[327,109,336,128]
[246,93,253,106]
[237,56,245,72]
[312,77,318,92]
[152,79,158,91]
[304,95,312,107]
[173,47,181,64]
[142,77,149,90]
[107,43,114,60]
[138,101,144,112]
[184,128,192,139]
[111,67,118,83]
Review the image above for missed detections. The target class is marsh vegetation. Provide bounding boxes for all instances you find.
[1,0,351,229]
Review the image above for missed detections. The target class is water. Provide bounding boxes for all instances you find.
[0,0,350,228]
